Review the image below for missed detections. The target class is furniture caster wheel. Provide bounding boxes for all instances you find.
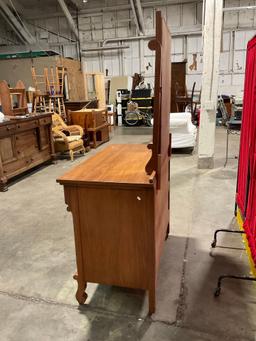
[214,288,221,297]
[211,241,216,248]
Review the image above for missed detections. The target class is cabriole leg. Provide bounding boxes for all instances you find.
[73,273,88,304]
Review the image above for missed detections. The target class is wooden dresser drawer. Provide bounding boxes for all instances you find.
[0,124,16,137]
[3,158,27,179]
[29,149,51,164]
[39,116,52,126]
[16,120,39,132]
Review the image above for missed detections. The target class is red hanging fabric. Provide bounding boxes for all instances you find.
[236,36,256,215]
[244,154,256,263]
[236,36,256,267]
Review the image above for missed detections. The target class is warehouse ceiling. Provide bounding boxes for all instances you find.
[0,0,203,48]
[5,0,203,14]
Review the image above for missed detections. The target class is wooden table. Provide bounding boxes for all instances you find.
[57,144,170,314]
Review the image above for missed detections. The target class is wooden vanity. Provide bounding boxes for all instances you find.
[57,11,171,314]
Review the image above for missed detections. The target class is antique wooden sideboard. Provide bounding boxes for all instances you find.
[57,11,171,314]
[0,113,54,191]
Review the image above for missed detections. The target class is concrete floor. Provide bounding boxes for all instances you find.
[0,127,255,341]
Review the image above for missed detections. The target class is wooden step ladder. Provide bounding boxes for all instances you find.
[31,66,48,113]
[45,66,67,121]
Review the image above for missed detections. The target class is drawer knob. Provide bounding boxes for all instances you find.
[17,125,20,128]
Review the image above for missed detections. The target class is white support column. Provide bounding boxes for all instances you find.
[198,0,223,169]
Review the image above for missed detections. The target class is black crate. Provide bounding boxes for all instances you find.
[131,89,151,98]
[131,98,152,108]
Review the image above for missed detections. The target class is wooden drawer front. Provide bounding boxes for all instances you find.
[3,149,50,179]
[0,124,16,137]
[39,126,50,150]
[16,120,38,132]
[3,158,27,178]
[24,150,50,166]
[0,136,16,164]
[29,149,50,165]
[39,116,52,126]
[16,131,38,158]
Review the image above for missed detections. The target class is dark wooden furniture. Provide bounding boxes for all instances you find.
[175,81,195,112]
[69,108,109,148]
[171,61,186,112]
[57,11,171,314]
[0,113,54,191]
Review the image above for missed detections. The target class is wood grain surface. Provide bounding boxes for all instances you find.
[57,144,153,187]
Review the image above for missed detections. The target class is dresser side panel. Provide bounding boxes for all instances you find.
[76,186,155,290]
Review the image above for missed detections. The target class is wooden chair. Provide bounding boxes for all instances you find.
[0,80,28,116]
[175,81,196,112]
[52,113,85,161]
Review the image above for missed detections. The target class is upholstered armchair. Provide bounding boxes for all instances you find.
[52,113,86,161]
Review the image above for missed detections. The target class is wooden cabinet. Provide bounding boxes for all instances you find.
[0,113,54,191]
[69,109,109,148]
[171,61,186,112]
